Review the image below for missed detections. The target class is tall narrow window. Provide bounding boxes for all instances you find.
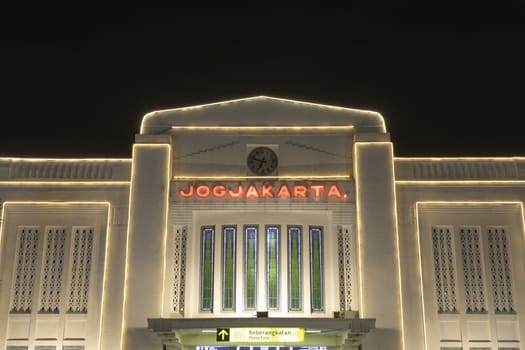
[200,226,215,311]
[459,226,486,313]
[288,225,302,311]
[337,226,353,312]
[310,226,324,311]
[431,226,457,313]
[11,226,40,313]
[487,226,514,313]
[40,226,66,313]
[172,226,187,314]
[68,226,94,313]
[222,225,236,310]
[244,225,258,310]
[266,225,280,310]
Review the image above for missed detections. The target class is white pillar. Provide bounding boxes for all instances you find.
[354,140,403,350]
[123,142,171,350]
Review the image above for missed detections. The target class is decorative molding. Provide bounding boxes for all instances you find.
[110,206,128,225]
[395,159,520,181]
[1,159,131,181]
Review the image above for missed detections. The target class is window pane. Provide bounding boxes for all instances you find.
[288,225,302,311]
[222,226,236,310]
[266,225,280,310]
[200,226,214,311]
[244,225,258,310]
[310,226,324,311]
[488,226,514,313]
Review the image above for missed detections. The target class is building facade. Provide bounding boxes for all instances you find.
[0,96,524,350]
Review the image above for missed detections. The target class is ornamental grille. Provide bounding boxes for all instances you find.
[459,227,486,313]
[432,226,457,313]
[39,226,66,313]
[337,226,352,312]
[172,226,187,314]
[487,226,514,313]
[11,226,40,313]
[68,226,94,313]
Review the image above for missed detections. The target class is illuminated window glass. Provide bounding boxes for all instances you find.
[200,226,215,311]
[222,225,236,310]
[244,225,258,310]
[310,226,324,311]
[288,225,302,311]
[266,225,280,310]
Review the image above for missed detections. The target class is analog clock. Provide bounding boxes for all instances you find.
[247,147,278,175]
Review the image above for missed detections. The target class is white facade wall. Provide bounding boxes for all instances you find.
[0,97,523,350]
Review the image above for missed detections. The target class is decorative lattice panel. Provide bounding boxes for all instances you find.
[68,226,94,313]
[39,226,67,313]
[459,226,486,313]
[172,225,187,314]
[11,226,40,313]
[337,225,353,312]
[432,226,457,313]
[487,226,514,313]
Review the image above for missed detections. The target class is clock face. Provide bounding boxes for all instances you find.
[247,147,278,175]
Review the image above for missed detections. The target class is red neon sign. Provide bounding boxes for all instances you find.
[178,183,349,201]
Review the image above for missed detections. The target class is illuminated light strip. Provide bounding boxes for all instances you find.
[394,156,525,161]
[396,180,525,185]
[0,200,112,206]
[97,203,112,350]
[388,145,406,350]
[414,200,524,350]
[140,95,386,133]
[160,146,172,318]
[169,125,355,132]
[353,143,365,316]
[0,157,131,162]
[121,144,171,350]
[0,201,111,350]
[415,200,524,206]
[0,181,130,186]
[0,204,8,345]
[414,203,428,350]
[172,175,351,181]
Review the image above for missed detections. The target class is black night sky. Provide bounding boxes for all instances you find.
[1,4,524,158]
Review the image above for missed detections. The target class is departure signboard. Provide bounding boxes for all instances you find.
[216,328,304,343]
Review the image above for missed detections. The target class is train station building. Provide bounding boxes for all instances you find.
[1,96,524,350]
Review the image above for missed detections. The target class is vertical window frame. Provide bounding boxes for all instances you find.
[266,225,280,310]
[309,225,324,311]
[221,225,236,311]
[200,226,215,311]
[244,224,258,310]
[288,225,302,311]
